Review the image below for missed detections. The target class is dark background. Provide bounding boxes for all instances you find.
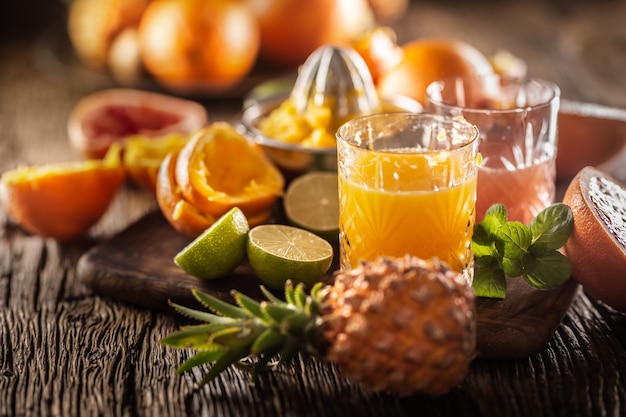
[0,0,618,41]
[0,0,66,40]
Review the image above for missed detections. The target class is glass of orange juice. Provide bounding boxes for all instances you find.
[426,74,560,224]
[336,112,479,280]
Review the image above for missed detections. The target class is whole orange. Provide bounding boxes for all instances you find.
[351,26,403,84]
[67,0,150,70]
[248,0,373,68]
[138,0,260,92]
[376,38,494,105]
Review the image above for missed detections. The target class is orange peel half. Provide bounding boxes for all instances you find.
[0,145,126,241]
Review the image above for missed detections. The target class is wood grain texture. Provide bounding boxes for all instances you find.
[2,1,626,416]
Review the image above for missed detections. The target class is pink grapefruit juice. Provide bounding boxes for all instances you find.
[476,141,556,224]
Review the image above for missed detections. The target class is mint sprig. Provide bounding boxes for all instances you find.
[471,203,573,299]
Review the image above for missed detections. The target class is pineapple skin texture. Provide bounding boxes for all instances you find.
[321,255,476,396]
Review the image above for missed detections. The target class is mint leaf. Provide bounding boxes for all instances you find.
[473,257,507,299]
[471,235,499,258]
[472,203,508,258]
[471,203,573,299]
[484,203,509,224]
[529,203,573,254]
[497,222,531,277]
[502,256,523,277]
[498,222,532,258]
[521,251,572,289]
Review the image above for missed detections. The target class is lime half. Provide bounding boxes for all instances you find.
[247,224,334,289]
[174,207,250,280]
[283,171,339,242]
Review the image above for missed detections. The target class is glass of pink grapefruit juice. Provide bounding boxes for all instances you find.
[336,112,480,281]
[426,75,560,224]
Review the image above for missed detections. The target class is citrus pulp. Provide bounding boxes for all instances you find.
[283,172,339,242]
[0,145,126,241]
[247,224,334,289]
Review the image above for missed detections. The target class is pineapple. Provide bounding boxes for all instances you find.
[163,255,477,396]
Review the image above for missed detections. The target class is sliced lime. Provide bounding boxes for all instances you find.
[283,171,339,242]
[247,224,334,289]
[174,207,250,280]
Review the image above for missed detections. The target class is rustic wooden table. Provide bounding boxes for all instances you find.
[1,1,626,416]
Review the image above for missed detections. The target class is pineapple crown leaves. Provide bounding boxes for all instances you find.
[162,281,327,385]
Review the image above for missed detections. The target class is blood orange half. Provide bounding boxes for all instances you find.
[68,88,208,159]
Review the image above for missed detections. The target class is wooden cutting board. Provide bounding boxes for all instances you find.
[78,210,580,360]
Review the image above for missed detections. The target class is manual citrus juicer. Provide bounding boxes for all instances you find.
[240,44,420,175]
[289,44,381,131]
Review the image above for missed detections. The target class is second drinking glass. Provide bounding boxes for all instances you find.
[426,74,560,224]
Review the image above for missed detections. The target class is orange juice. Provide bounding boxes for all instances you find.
[338,150,477,274]
[336,113,479,279]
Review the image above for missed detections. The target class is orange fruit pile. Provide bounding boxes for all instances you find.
[67,0,521,105]
[349,28,529,106]
[67,0,381,92]
[0,145,126,242]
[563,166,626,312]
[156,122,285,237]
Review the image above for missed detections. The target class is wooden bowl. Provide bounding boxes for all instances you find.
[557,100,626,182]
